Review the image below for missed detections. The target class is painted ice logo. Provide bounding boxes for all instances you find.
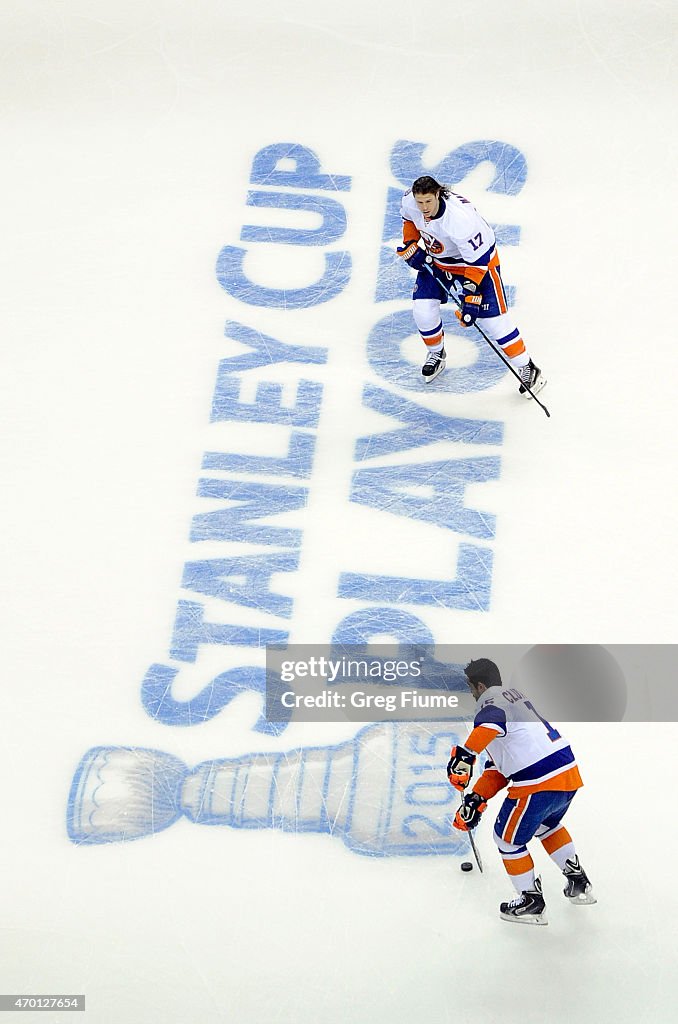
[67,139,530,856]
[136,139,526,735]
[68,723,467,857]
[216,143,352,308]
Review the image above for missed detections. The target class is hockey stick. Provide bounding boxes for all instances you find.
[468,828,483,873]
[421,261,551,418]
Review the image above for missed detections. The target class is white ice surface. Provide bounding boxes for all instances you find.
[2,1,678,1022]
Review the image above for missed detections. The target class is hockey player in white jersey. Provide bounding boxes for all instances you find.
[447,658,595,925]
[397,175,546,394]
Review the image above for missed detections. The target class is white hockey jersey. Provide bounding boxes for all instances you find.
[400,188,496,271]
[466,686,583,799]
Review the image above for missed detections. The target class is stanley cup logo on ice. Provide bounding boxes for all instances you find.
[67,723,467,856]
[66,645,630,855]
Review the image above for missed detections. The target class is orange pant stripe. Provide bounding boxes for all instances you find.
[504,798,529,843]
[489,261,508,314]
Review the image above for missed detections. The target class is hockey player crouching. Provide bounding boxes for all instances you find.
[397,175,546,396]
[447,658,595,925]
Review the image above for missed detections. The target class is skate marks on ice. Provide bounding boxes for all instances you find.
[67,722,468,858]
[140,139,530,746]
[67,644,667,857]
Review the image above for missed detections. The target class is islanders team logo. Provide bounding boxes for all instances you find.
[421,234,445,255]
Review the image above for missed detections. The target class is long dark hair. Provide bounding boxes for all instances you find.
[412,175,450,199]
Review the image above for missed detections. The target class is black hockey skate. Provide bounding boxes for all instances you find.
[518,359,546,398]
[500,877,547,926]
[563,856,597,905]
[422,347,446,382]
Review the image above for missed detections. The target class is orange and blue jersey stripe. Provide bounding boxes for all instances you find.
[507,746,583,798]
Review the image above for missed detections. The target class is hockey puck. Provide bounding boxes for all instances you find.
[461,861,473,872]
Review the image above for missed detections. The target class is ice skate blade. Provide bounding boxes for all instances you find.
[565,888,597,906]
[422,360,446,383]
[500,910,548,926]
[520,374,547,399]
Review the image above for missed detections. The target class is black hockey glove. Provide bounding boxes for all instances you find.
[453,791,488,832]
[446,745,476,791]
[456,278,482,326]
[397,241,429,271]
